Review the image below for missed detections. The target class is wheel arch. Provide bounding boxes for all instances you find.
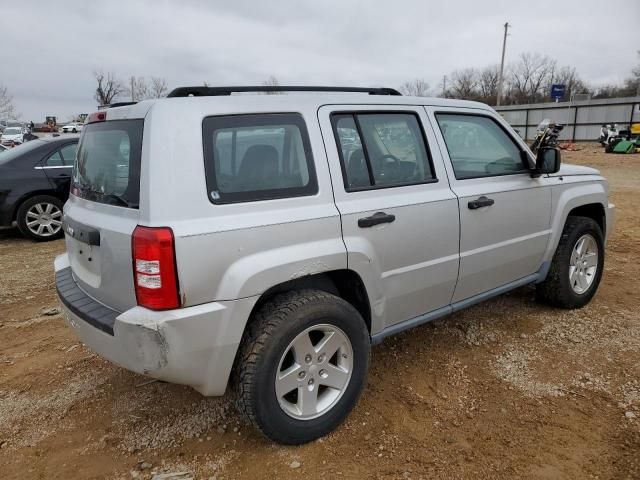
[567,203,605,237]
[247,270,372,334]
[543,182,608,264]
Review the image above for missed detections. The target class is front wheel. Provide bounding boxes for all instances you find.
[536,216,604,309]
[236,289,370,444]
[16,195,64,241]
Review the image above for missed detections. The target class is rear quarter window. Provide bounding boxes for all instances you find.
[202,113,317,204]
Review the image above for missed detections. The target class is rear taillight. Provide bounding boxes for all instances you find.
[132,226,180,310]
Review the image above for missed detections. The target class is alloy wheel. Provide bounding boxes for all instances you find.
[569,233,598,294]
[275,324,353,420]
[25,202,62,238]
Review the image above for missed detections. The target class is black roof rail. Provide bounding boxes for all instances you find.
[166,86,402,97]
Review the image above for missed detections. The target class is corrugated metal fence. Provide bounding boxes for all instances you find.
[495,96,640,141]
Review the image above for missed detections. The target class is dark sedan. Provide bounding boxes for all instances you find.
[0,136,79,241]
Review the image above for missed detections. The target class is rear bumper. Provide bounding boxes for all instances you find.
[54,253,258,396]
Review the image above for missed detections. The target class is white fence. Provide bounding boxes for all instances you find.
[495,97,640,141]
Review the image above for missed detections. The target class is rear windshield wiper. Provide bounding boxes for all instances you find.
[73,183,135,208]
[101,193,136,208]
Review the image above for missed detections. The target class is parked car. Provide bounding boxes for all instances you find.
[0,136,78,240]
[61,122,83,133]
[1,127,25,145]
[55,86,614,445]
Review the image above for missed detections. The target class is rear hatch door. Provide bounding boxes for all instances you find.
[64,118,144,312]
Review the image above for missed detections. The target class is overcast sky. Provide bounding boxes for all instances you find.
[3,0,639,121]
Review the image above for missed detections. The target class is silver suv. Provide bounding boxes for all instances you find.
[55,86,615,444]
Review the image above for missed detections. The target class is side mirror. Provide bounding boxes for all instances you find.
[534,147,561,176]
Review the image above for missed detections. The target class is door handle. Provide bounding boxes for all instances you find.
[468,196,495,210]
[358,211,396,228]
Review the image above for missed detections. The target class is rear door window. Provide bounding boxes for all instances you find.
[59,144,77,165]
[202,113,317,204]
[72,120,143,208]
[46,143,77,166]
[331,112,435,191]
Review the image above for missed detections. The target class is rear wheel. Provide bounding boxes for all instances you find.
[536,216,604,308]
[16,195,64,241]
[236,289,370,444]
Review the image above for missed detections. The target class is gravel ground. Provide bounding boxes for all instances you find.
[0,144,638,479]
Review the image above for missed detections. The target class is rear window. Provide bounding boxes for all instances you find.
[202,113,317,204]
[72,120,143,208]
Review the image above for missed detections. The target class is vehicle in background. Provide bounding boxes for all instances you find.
[1,127,25,146]
[61,122,84,134]
[0,136,79,240]
[33,122,57,133]
[530,118,564,153]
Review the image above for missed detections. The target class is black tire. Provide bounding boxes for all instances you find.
[236,289,370,444]
[16,195,64,242]
[536,216,604,309]
[72,128,77,133]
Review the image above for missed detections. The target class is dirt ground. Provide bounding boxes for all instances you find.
[0,144,638,480]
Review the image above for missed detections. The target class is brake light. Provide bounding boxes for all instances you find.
[132,226,180,310]
[85,111,107,124]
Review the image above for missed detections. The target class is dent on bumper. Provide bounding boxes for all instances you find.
[55,253,259,396]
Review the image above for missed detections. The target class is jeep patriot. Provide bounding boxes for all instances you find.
[55,86,615,444]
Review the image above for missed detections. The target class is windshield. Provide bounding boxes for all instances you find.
[3,128,21,135]
[0,140,45,166]
[73,120,143,208]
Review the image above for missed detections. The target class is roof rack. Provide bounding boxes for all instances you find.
[166,86,402,97]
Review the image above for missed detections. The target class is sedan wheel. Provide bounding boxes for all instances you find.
[16,195,65,241]
[26,202,63,238]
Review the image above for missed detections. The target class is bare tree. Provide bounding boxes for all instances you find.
[94,71,124,106]
[508,53,556,104]
[477,66,499,105]
[446,68,479,99]
[262,75,281,94]
[127,76,150,102]
[150,77,169,98]
[399,79,430,97]
[0,84,17,119]
[622,50,640,96]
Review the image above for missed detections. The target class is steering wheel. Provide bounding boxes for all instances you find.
[484,156,521,174]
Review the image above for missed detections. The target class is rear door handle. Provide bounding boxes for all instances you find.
[358,211,396,228]
[468,196,495,210]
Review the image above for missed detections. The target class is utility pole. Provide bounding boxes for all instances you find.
[496,22,510,106]
[130,77,135,102]
[442,75,447,97]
